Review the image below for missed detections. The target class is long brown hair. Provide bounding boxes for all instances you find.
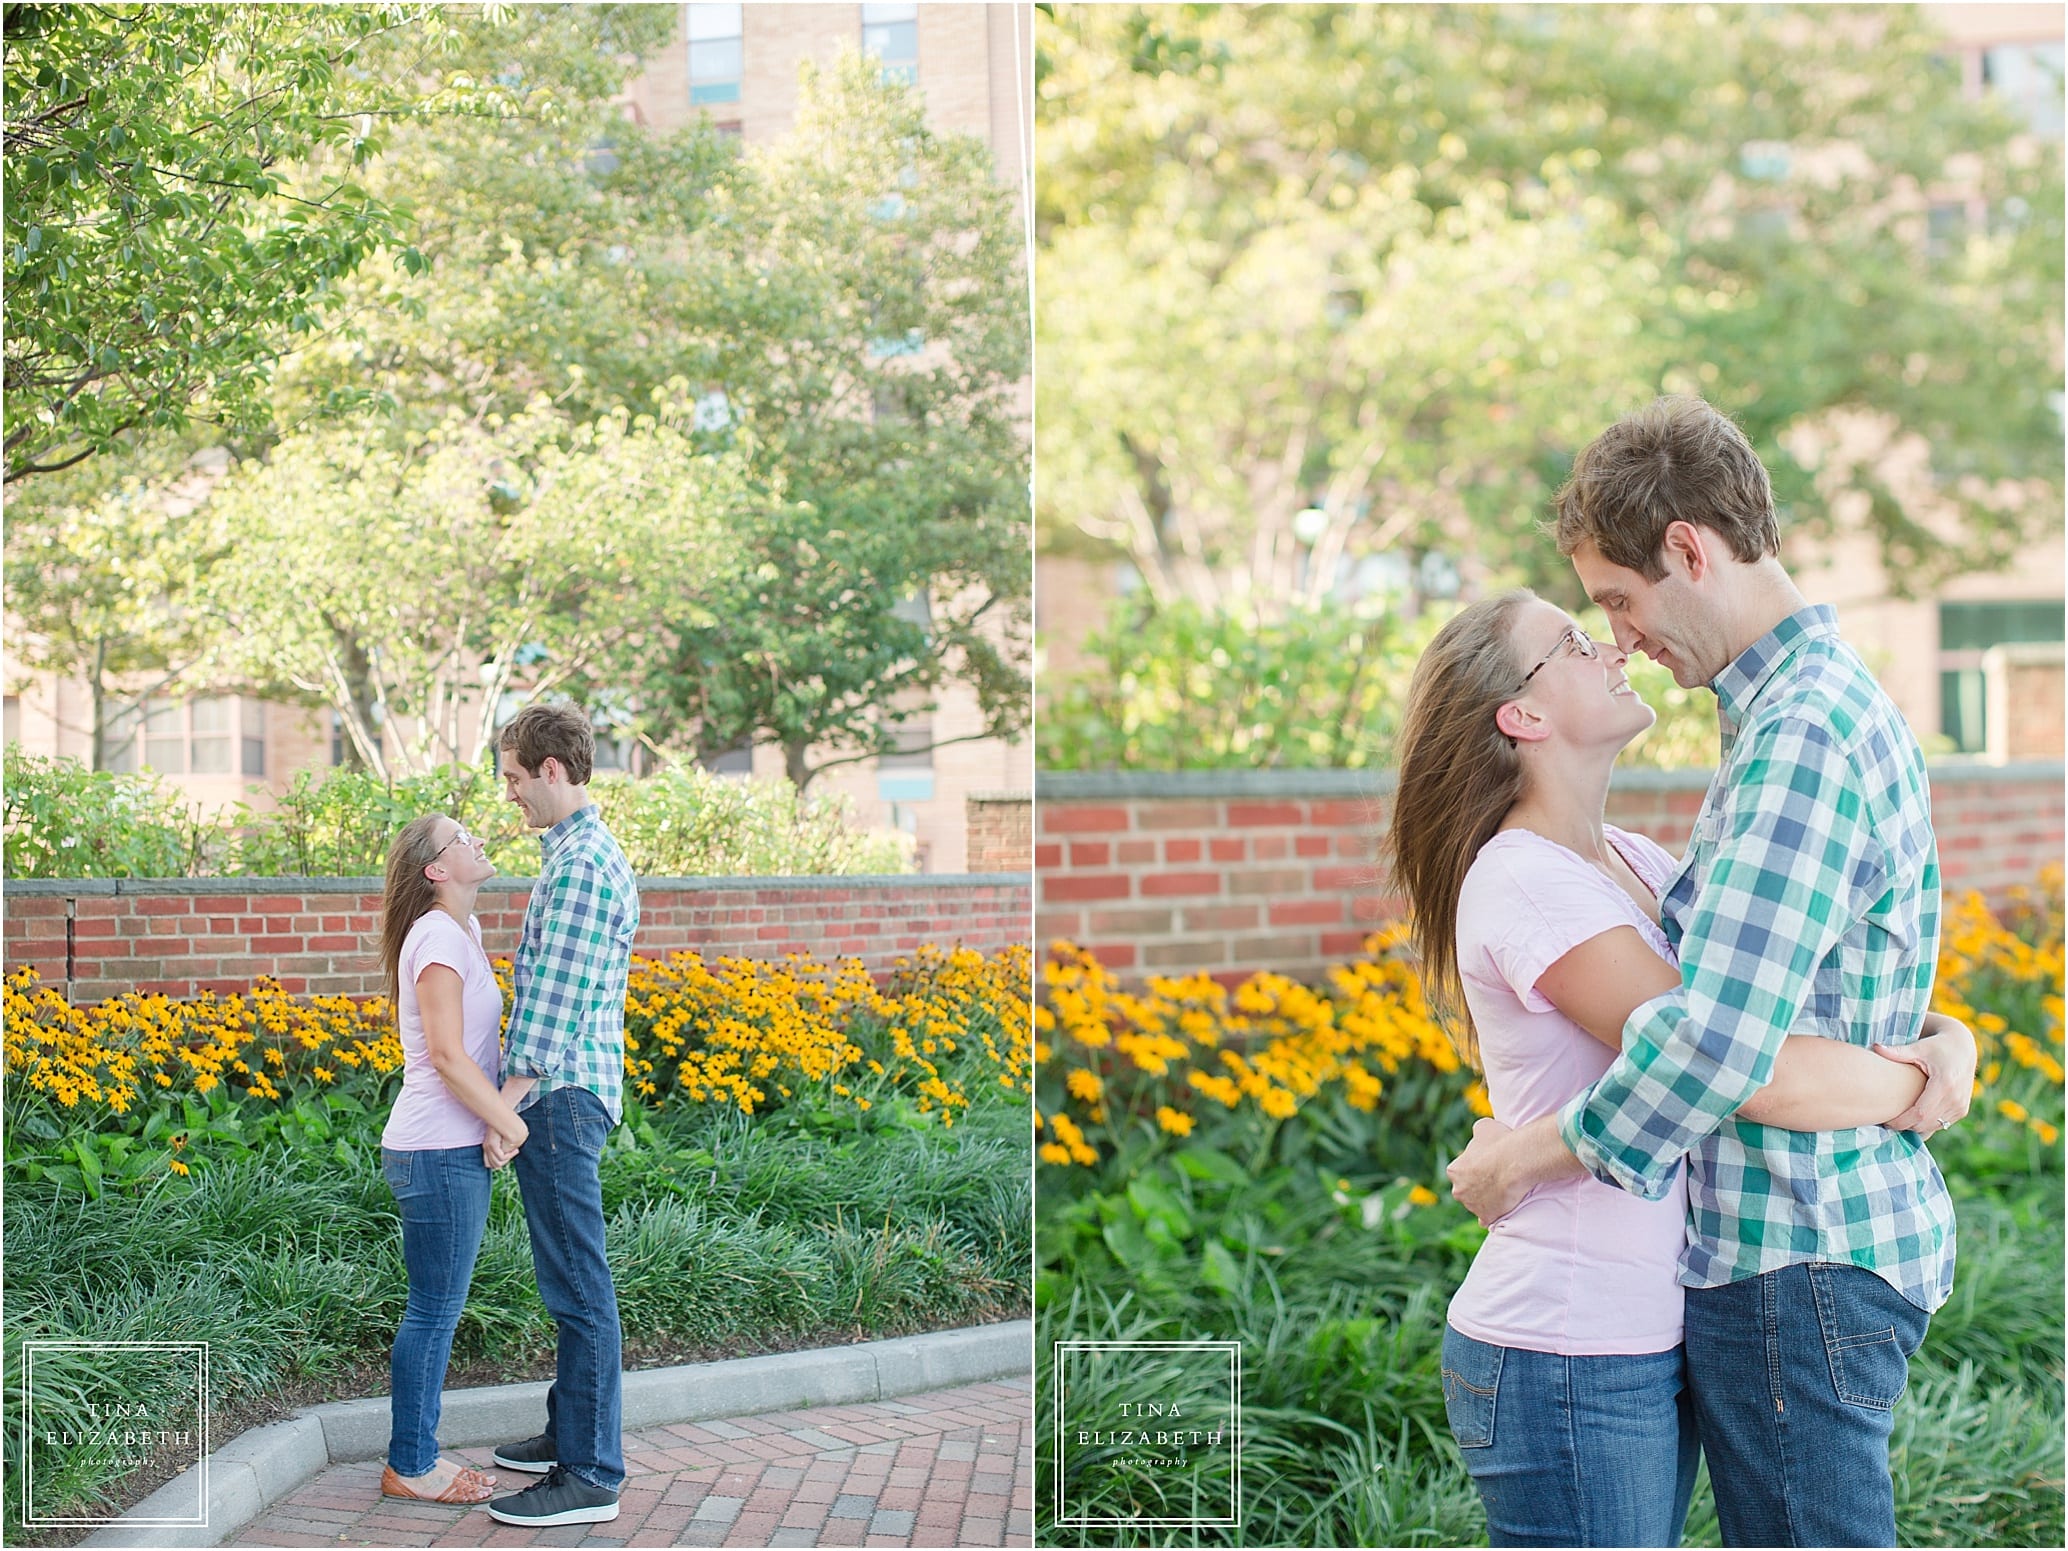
[378,814,451,1022]
[1386,591,1533,1068]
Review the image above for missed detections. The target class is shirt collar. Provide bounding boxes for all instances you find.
[537,802,597,858]
[1709,603,1840,733]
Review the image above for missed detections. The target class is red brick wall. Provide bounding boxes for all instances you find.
[966,792,1033,873]
[5,876,1031,1006]
[1036,765,2066,985]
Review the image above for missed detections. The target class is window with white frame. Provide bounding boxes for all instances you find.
[863,3,918,86]
[687,3,743,109]
[104,694,264,776]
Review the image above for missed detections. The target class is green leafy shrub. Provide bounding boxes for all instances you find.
[592,766,911,877]
[6,750,911,879]
[1037,595,1719,771]
[230,763,521,877]
[2,745,208,878]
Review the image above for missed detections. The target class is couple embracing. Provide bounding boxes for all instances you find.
[371,702,636,1528]
[1391,398,1974,1548]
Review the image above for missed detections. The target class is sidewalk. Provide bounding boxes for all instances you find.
[226,1377,1033,1549]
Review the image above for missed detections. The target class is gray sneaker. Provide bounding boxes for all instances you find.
[487,1465,621,1527]
[490,1433,556,1475]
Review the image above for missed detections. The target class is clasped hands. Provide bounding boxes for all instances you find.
[1446,1023,1980,1230]
[483,1077,538,1171]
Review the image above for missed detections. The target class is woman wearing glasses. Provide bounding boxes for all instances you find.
[1387,593,1971,1547]
[373,815,530,1505]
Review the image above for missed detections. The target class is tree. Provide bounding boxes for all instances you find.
[1,443,225,766]
[612,58,1032,788]
[1036,4,2063,612]
[0,2,475,482]
[198,399,739,780]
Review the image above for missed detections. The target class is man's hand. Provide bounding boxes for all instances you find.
[483,1131,522,1170]
[1447,1118,1529,1227]
[1875,1017,1977,1136]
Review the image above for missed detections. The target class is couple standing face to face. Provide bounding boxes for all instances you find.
[1410,395,1956,1551]
[378,703,639,1528]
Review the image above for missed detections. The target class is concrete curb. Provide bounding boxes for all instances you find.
[79,1319,1032,1549]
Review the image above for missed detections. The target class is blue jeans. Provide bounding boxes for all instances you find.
[383,1145,492,1476]
[1442,1325,1700,1547]
[1684,1262,1930,1547]
[511,1084,624,1493]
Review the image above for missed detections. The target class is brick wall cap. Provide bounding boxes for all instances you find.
[1038,760,2063,800]
[965,790,1034,802]
[1038,769,1395,798]
[6,871,1029,897]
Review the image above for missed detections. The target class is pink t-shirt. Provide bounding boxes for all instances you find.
[381,911,504,1151]
[1444,824,1691,1357]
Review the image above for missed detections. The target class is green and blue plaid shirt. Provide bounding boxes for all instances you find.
[1557,605,1956,1312]
[505,804,639,1125]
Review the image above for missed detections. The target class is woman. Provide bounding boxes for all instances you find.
[1387,592,1971,1548]
[375,814,531,1504]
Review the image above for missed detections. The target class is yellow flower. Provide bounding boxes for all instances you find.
[1066,1068,1103,1103]
[1998,1099,2030,1124]
[1408,1184,1440,1208]
[1155,1106,1194,1137]
[1038,1143,1073,1166]
[168,1159,190,1176]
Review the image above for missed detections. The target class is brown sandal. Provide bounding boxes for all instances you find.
[381,1462,497,1504]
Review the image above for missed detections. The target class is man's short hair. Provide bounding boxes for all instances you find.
[1553,396,1781,580]
[498,701,595,786]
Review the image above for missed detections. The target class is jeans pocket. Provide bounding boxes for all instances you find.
[567,1087,610,1154]
[381,1148,413,1195]
[1808,1263,1923,1411]
[1440,1327,1503,1449]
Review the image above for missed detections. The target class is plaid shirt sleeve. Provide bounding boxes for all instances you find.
[1556,714,1887,1199]
[503,858,621,1081]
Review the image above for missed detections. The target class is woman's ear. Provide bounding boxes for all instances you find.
[1495,700,1546,744]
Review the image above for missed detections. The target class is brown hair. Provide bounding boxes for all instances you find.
[1385,591,1533,1068]
[377,814,452,1022]
[1552,396,1780,580]
[498,701,595,786]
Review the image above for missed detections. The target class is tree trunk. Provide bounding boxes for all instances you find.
[785,738,816,793]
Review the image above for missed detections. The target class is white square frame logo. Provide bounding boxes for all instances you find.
[1052,1338,1242,1529]
[21,1340,209,1528]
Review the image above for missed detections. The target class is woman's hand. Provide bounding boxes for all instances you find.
[483,1114,527,1170]
[1874,1016,1976,1136]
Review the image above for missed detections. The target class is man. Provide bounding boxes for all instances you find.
[1446,397,1971,1548]
[481,702,639,1529]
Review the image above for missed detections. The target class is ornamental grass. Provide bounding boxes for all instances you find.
[5,943,1030,1182]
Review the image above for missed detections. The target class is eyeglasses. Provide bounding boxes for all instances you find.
[430,825,478,860]
[1518,625,1599,688]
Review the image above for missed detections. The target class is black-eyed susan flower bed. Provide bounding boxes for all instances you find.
[4,943,1031,1188]
[1035,873,2064,1549]
[1037,877,2065,1189]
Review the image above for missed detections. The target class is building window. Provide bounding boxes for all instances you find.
[242,699,266,777]
[331,710,382,767]
[876,715,935,803]
[687,3,742,107]
[1981,41,2064,139]
[702,741,754,776]
[101,695,257,775]
[1925,201,1967,259]
[190,695,232,773]
[863,3,918,86]
[1938,599,2065,753]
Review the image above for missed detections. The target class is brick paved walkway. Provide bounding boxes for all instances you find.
[229,1378,1032,1549]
